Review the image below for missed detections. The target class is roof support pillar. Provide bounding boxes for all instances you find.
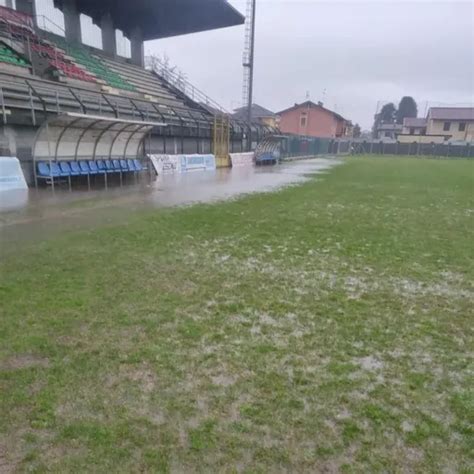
[15,0,36,19]
[101,12,116,57]
[63,0,82,43]
[130,26,144,68]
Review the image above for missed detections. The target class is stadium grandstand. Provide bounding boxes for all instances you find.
[0,0,276,186]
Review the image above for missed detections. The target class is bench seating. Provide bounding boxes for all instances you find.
[36,159,144,181]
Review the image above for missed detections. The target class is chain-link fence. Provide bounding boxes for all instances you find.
[329,140,474,158]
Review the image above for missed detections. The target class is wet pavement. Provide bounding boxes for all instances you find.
[0,158,341,251]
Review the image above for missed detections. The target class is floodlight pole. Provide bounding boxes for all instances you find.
[246,0,256,126]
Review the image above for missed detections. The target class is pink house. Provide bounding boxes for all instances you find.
[277,101,351,138]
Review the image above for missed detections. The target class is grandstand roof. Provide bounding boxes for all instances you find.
[53,0,245,40]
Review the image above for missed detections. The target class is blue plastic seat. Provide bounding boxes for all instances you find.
[133,159,143,171]
[119,159,129,171]
[127,159,137,171]
[59,161,78,176]
[112,159,122,171]
[104,159,115,172]
[37,162,53,177]
[79,161,92,174]
[97,159,110,173]
[88,160,103,174]
[69,161,85,175]
[50,161,68,177]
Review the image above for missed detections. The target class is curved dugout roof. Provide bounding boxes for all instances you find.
[33,113,167,161]
[53,0,245,40]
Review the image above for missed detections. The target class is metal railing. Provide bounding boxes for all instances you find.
[0,69,216,130]
[145,55,229,115]
[35,14,65,38]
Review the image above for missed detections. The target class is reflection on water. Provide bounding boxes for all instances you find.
[0,189,29,212]
[0,158,341,250]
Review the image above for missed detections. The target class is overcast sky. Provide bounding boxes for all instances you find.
[34,0,474,129]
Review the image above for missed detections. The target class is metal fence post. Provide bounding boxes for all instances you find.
[0,87,6,125]
[28,87,36,126]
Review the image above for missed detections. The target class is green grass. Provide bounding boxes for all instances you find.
[1,157,473,472]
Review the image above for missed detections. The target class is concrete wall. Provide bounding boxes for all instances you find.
[62,0,82,42]
[279,106,338,138]
[15,0,36,18]
[398,134,446,144]
[427,119,474,141]
[402,125,426,135]
[0,124,37,184]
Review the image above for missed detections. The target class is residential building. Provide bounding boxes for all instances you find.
[426,107,474,141]
[276,101,352,138]
[374,123,402,140]
[402,117,427,135]
[398,107,474,143]
[232,104,278,128]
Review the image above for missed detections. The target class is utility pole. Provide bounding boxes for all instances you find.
[242,0,256,126]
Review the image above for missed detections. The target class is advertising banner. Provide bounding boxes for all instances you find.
[230,152,254,167]
[149,154,216,174]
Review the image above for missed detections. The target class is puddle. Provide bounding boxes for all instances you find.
[0,158,341,252]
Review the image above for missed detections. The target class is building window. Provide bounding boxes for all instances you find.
[410,127,415,134]
[443,122,451,131]
[300,115,307,128]
[459,122,466,132]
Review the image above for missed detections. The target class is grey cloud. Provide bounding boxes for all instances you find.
[151,0,473,128]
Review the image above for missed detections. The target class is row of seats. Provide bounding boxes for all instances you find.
[49,58,96,83]
[37,159,144,178]
[0,40,29,67]
[34,43,96,83]
[51,37,135,92]
[6,23,97,83]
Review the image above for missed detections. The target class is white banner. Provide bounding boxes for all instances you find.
[230,152,255,167]
[149,154,181,174]
[180,154,216,172]
[149,154,216,174]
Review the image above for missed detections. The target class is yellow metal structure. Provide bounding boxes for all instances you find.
[213,114,231,168]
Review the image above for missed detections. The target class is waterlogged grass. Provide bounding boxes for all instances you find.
[1,157,473,472]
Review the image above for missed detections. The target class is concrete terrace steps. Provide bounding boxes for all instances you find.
[100,57,185,107]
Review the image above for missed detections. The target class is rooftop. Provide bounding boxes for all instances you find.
[232,103,275,120]
[403,117,427,127]
[276,101,347,122]
[428,107,474,121]
[376,123,403,131]
[53,0,245,41]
